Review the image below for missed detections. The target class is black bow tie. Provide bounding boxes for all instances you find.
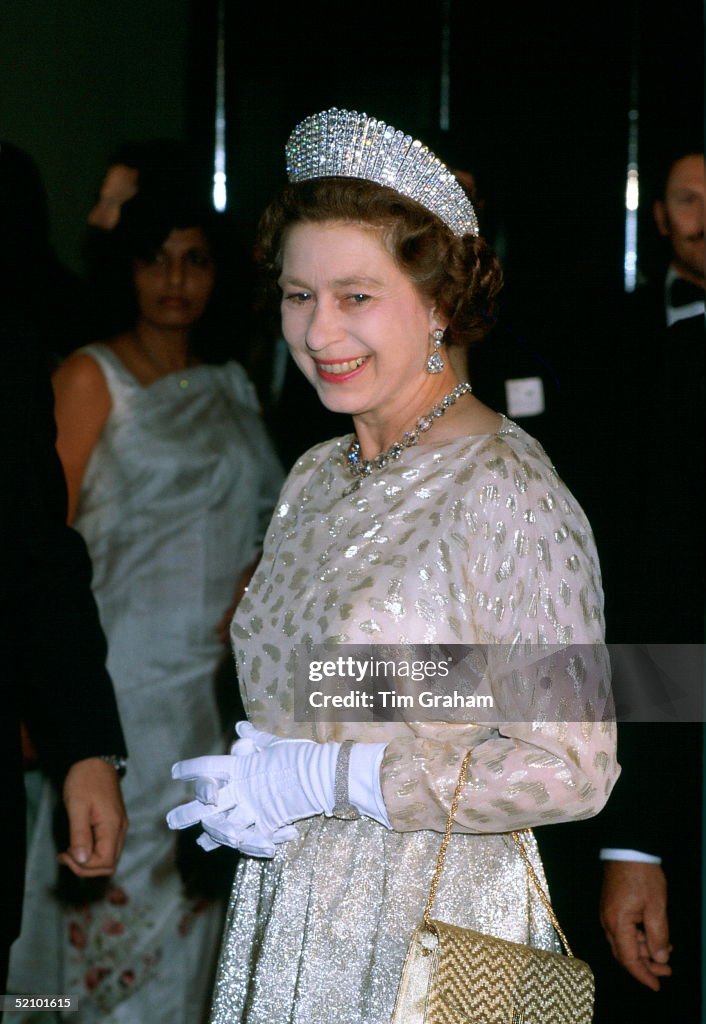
[670,277,704,308]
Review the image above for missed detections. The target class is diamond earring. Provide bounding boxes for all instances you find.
[426,329,445,374]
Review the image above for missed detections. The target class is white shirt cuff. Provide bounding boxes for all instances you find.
[348,742,392,828]
[599,847,662,864]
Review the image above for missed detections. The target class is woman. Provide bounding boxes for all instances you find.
[8,196,283,1023]
[168,110,619,1024]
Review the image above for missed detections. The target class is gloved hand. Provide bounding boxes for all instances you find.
[168,722,338,844]
[167,721,390,858]
[169,723,306,820]
[166,734,293,856]
[193,813,297,858]
[167,725,298,856]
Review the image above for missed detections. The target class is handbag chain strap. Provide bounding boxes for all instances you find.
[421,749,575,958]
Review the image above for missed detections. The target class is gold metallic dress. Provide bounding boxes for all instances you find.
[210,419,618,1024]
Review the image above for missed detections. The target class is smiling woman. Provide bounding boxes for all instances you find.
[279,221,447,424]
[260,173,505,457]
[167,109,618,1024]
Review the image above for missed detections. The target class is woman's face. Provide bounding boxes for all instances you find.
[133,227,216,330]
[279,221,442,417]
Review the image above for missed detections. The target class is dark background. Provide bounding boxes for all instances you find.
[2,0,701,606]
[207,0,703,300]
[2,0,699,293]
[179,0,703,505]
[0,1,703,1016]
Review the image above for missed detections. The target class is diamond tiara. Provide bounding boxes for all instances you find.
[285,108,479,238]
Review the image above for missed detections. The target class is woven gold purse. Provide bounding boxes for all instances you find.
[390,751,594,1024]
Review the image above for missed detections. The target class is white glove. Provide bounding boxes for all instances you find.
[231,723,391,833]
[167,726,301,856]
[167,721,390,858]
[194,817,297,858]
[168,724,337,847]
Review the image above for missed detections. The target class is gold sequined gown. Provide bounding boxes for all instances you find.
[210,419,618,1024]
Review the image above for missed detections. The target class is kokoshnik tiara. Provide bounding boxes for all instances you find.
[285,108,479,238]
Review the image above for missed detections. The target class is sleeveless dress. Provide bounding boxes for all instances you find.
[8,344,283,1024]
[210,420,618,1024]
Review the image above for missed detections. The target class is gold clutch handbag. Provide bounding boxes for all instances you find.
[390,751,594,1024]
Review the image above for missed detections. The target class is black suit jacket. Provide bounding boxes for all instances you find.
[536,282,704,1021]
[0,320,126,948]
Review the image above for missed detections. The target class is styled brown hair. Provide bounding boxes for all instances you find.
[256,177,503,348]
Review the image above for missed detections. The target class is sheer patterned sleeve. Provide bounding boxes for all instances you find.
[380,434,619,833]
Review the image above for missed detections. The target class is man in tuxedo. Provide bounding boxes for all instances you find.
[593,146,704,637]
[595,149,703,1019]
[0,321,128,999]
[654,150,704,325]
[538,147,704,1023]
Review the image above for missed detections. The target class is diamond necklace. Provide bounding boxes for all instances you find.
[342,381,472,495]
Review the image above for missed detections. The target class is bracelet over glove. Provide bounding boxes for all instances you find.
[166,721,390,858]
